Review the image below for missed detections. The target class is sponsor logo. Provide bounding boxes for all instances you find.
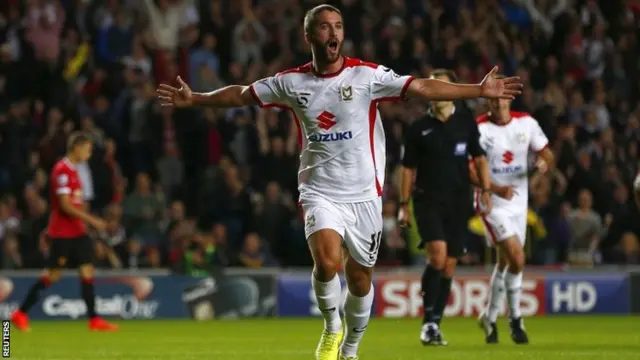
[502,151,514,164]
[352,325,367,333]
[545,276,630,314]
[309,131,353,142]
[492,165,524,174]
[316,111,337,130]
[550,281,596,313]
[305,215,316,229]
[375,276,544,317]
[42,294,159,319]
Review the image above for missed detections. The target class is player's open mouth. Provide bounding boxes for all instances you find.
[328,40,339,53]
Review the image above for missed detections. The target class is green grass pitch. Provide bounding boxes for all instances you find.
[9,317,640,359]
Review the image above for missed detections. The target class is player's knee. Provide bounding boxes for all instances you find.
[442,257,458,278]
[45,270,62,283]
[425,242,447,270]
[508,253,525,273]
[78,264,95,280]
[313,259,339,281]
[503,239,525,273]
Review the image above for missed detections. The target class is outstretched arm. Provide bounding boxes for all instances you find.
[157,76,258,108]
[192,85,258,108]
[406,66,522,101]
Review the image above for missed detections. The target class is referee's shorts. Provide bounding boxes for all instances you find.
[411,195,470,258]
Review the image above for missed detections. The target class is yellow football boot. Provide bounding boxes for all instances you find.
[314,328,344,360]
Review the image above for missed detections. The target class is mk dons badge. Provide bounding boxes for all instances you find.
[340,86,353,101]
[517,132,527,144]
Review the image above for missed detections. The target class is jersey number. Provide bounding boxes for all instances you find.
[296,92,311,107]
[369,231,382,260]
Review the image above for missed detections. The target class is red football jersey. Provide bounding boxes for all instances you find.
[47,158,86,238]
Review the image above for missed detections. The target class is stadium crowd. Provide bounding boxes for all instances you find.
[0,0,639,272]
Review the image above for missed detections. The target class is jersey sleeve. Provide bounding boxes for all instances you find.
[53,167,71,195]
[370,65,415,101]
[401,122,420,169]
[468,120,485,157]
[249,75,289,108]
[529,117,549,152]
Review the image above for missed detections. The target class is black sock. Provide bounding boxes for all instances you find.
[433,277,453,325]
[81,278,97,319]
[19,277,51,313]
[421,264,442,325]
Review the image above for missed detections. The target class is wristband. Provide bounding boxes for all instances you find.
[399,200,409,206]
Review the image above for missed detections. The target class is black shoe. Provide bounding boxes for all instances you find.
[420,324,448,346]
[478,312,498,344]
[509,317,529,345]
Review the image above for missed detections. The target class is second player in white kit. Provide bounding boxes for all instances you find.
[471,96,554,344]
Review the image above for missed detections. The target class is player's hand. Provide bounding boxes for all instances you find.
[496,186,516,200]
[535,158,549,174]
[479,190,493,215]
[397,204,411,227]
[479,66,523,100]
[156,76,193,108]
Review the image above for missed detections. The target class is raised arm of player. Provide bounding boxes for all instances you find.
[397,122,420,226]
[58,194,106,231]
[406,66,522,101]
[157,76,259,108]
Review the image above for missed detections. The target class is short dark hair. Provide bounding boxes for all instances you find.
[304,5,342,34]
[429,69,458,83]
[67,131,92,152]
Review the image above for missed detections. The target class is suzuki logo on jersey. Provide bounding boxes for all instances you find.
[502,151,514,164]
[316,111,337,130]
[492,165,524,175]
[309,131,353,142]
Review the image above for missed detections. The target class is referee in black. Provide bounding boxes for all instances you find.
[398,69,492,346]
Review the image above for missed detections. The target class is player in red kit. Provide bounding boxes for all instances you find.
[11,132,119,332]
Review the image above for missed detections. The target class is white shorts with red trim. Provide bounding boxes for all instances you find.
[480,208,527,247]
[300,194,383,268]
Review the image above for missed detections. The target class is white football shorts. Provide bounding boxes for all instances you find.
[480,208,527,247]
[301,195,383,267]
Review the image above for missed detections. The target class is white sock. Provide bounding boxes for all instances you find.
[341,285,374,358]
[505,271,523,319]
[312,274,343,333]
[486,266,506,323]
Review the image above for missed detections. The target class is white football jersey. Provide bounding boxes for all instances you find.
[250,57,415,203]
[476,111,549,213]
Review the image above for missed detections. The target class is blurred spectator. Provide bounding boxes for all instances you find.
[237,232,277,268]
[123,173,164,247]
[568,189,603,266]
[1,233,22,269]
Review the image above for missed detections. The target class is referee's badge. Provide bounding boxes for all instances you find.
[454,142,467,156]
